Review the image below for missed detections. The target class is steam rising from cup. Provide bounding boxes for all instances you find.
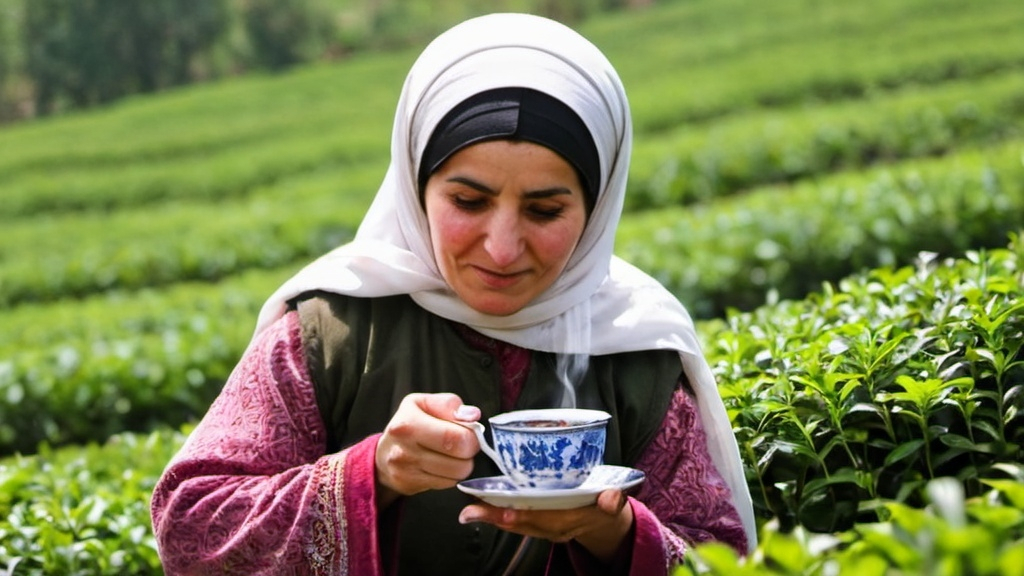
[555,300,592,408]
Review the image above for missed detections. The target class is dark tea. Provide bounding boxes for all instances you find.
[506,419,585,428]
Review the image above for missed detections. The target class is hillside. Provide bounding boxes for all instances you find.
[1,0,1023,572]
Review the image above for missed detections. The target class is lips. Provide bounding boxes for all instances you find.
[472,265,526,289]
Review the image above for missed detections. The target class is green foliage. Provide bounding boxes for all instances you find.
[0,0,636,121]
[628,72,1024,210]
[22,0,230,114]
[674,478,1024,576]
[241,0,334,70]
[619,143,1024,318]
[702,234,1024,533]
[0,163,376,307]
[0,268,285,455]
[0,51,402,192]
[0,427,186,575]
[0,2,9,98]
[0,0,1023,571]
[601,0,1024,134]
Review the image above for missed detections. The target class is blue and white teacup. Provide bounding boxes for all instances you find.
[489,408,611,490]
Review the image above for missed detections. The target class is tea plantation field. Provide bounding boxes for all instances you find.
[2,0,1023,573]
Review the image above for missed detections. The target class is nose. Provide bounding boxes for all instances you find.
[483,210,525,268]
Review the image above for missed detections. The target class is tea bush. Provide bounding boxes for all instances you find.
[1,0,1023,572]
[601,0,1024,134]
[0,427,185,575]
[0,269,282,455]
[619,142,1024,318]
[0,163,377,307]
[703,234,1024,533]
[628,71,1024,210]
[2,240,1021,574]
[673,478,1024,576]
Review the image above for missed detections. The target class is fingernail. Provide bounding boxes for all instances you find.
[453,405,478,421]
[459,510,480,524]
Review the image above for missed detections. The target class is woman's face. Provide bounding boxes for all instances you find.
[423,139,588,316]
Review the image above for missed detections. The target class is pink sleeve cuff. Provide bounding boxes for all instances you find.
[628,497,685,576]
[566,497,680,576]
[344,434,385,575]
[308,434,385,576]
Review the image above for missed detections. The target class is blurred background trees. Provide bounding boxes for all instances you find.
[22,0,229,114]
[0,0,643,123]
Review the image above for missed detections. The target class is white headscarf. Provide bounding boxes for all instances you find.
[254,13,756,551]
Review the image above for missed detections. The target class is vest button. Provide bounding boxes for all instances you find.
[480,356,493,368]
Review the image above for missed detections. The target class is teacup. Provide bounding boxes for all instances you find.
[488,408,611,490]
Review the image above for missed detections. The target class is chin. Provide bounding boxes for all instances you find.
[465,297,527,317]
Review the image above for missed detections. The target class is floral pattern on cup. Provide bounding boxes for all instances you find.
[489,408,610,490]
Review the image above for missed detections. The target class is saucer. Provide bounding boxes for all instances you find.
[456,465,645,510]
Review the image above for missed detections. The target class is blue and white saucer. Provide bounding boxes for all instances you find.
[456,465,645,510]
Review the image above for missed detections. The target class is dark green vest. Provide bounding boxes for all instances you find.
[296,292,681,575]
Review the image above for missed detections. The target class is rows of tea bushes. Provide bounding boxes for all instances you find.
[2,237,1020,574]
[0,54,403,179]
[628,71,1024,209]
[0,142,1015,455]
[0,57,401,218]
[3,0,1021,221]
[0,118,386,219]
[0,163,378,306]
[7,65,1022,307]
[599,0,1024,133]
[619,141,1024,318]
[0,0,1018,315]
[0,268,286,455]
[2,143,1020,454]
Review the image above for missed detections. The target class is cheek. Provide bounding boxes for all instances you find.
[429,208,477,257]
[532,223,584,268]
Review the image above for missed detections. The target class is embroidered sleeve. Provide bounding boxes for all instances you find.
[628,383,749,573]
[150,312,383,576]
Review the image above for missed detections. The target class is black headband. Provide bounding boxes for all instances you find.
[418,87,601,210]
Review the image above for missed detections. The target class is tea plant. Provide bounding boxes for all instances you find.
[0,427,186,575]
[0,269,281,455]
[628,71,1024,210]
[704,234,1024,532]
[0,162,376,306]
[608,0,1024,134]
[619,142,1024,318]
[673,478,1024,576]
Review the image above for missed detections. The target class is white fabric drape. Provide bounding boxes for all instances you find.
[253,12,756,551]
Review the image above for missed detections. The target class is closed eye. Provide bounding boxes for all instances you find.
[529,205,565,221]
[452,195,488,211]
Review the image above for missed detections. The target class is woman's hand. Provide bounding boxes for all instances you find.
[458,489,635,563]
[375,393,479,508]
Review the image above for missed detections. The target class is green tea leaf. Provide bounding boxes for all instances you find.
[885,439,926,467]
[980,479,1024,508]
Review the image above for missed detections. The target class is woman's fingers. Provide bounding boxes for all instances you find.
[459,490,633,548]
[378,439,474,488]
[376,393,479,496]
[398,394,478,459]
[595,488,627,515]
[460,504,590,542]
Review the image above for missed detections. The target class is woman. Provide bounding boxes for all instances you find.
[151,13,756,575]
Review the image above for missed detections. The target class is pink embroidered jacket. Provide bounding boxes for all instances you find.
[150,311,746,575]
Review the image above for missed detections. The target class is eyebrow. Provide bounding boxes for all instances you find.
[446,175,574,199]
